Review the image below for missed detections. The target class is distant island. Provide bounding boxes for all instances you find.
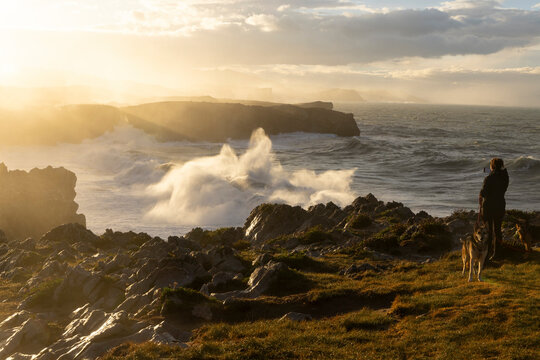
[0,100,359,145]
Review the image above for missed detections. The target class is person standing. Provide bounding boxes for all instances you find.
[479,158,509,259]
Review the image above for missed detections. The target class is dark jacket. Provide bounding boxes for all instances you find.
[480,168,509,219]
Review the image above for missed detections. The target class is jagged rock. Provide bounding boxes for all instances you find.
[25,260,67,288]
[103,252,131,273]
[279,312,313,322]
[244,202,346,245]
[0,243,8,256]
[0,318,49,358]
[16,238,36,251]
[252,253,273,267]
[0,230,7,243]
[0,164,86,241]
[205,246,246,274]
[39,223,98,248]
[167,236,201,251]
[2,267,29,281]
[212,261,288,301]
[350,193,383,213]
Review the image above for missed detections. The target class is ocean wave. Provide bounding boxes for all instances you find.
[506,156,540,172]
[146,128,357,226]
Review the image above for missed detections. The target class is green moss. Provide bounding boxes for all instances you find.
[363,224,407,251]
[160,287,220,315]
[298,226,332,245]
[17,251,45,267]
[266,268,314,296]
[187,227,243,247]
[275,252,335,273]
[25,278,63,308]
[399,220,452,252]
[349,213,372,229]
[232,239,251,250]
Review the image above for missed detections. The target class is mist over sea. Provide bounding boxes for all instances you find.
[2,103,539,237]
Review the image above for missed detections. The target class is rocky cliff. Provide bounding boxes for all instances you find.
[0,163,86,240]
[123,101,360,141]
[1,100,359,145]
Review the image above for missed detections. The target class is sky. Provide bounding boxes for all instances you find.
[1,0,540,106]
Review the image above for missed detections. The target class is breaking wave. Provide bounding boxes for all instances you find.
[146,128,356,226]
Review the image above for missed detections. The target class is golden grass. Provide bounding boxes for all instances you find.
[101,249,540,359]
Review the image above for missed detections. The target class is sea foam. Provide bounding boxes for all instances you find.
[146,128,356,226]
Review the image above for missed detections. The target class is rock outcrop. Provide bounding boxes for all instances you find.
[1,101,359,146]
[0,164,86,241]
[122,101,360,141]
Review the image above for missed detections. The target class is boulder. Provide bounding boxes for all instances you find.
[212,261,288,301]
[38,223,98,248]
[0,164,85,241]
[244,202,346,245]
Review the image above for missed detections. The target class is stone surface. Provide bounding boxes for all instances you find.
[0,163,86,241]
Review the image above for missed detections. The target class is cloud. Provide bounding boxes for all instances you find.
[92,1,540,66]
[245,14,279,32]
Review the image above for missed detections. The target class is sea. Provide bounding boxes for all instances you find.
[1,103,539,238]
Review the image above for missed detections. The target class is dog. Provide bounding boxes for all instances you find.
[515,222,533,252]
[461,222,490,282]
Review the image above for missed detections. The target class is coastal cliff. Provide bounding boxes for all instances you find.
[123,101,359,141]
[0,101,359,145]
[0,163,85,240]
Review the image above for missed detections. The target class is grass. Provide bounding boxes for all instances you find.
[274,252,336,273]
[186,227,244,248]
[101,248,540,360]
[24,278,63,309]
[160,287,220,315]
[0,280,23,322]
[348,213,372,229]
[298,226,333,245]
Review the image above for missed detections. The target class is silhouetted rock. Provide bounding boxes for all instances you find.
[0,164,86,241]
[123,101,360,141]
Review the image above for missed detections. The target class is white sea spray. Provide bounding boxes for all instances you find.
[145,128,356,225]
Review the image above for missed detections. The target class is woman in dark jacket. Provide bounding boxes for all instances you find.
[479,157,509,259]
